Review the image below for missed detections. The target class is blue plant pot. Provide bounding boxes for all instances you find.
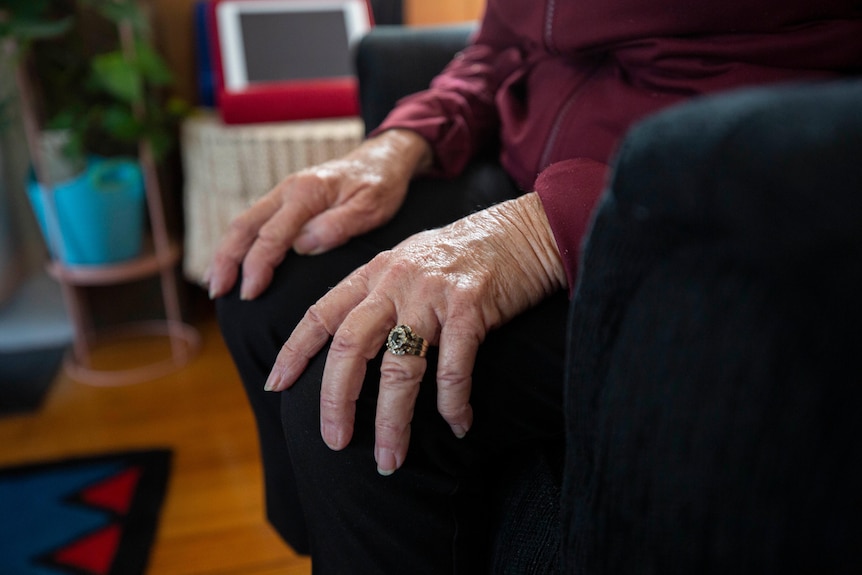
[27,157,146,266]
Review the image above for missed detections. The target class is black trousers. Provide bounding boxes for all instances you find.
[216,162,569,574]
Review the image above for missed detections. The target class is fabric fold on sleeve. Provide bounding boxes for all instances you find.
[370,43,526,178]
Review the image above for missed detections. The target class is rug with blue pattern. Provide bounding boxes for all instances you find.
[0,450,171,574]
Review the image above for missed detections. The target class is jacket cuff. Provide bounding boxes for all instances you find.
[534,158,609,296]
[369,104,477,179]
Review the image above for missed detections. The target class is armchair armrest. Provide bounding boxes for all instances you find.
[563,78,862,572]
[355,23,477,135]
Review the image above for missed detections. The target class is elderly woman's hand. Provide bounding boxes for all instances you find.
[264,192,567,475]
[206,129,432,301]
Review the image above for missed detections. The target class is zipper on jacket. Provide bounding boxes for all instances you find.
[538,61,603,171]
[538,87,576,171]
[539,0,567,169]
[544,0,558,53]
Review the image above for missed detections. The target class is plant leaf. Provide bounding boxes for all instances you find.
[1,16,73,41]
[135,42,173,86]
[46,109,78,130]
[2,0,52,16]
[100,104,142,141]
[77,0,146,29]
[166,96,192,118]
[91,51,142,104]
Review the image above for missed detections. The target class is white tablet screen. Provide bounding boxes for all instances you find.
[217,1,370,91]
[240,10,351,83]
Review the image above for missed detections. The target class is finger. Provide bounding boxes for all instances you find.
[266,269,371,393]
[240,189,326,300]
[293,194,397,256]
[263,303,337,394]
[319,344,371,452]
[208,195,281,298]
[318,296,396,453]
[376,353,425,475]
[435,315,482,439]
[239,209,312,301]
[375,318,437,475]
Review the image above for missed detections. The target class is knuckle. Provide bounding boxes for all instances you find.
[435,368,473,421]
[375,416,408,440]
[448,283,486,311]
[437,393,470,421]
[309,216,346,246]
[278,338,307,362]
[227,213,253,236]
[254,225,287,252]
[341,268,370,293]
[293,172,331,201]
[369,251,407,275]
[386,257,414,276]
[379,361,419,385]
[351,194,390,225]
[319,390,344,412]
[441,320,485,351]
[288,170,318,190]
[211,249,238,268]
[436,368,470,391]
[329,328,364,357]
[303,304,331,332]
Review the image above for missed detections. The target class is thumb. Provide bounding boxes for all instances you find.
[293,202,388,255]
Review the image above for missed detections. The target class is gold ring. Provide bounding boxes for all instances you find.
[386,325,429,358]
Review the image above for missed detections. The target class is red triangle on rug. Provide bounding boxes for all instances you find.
[79,466,142,515]
[52,523,122,575]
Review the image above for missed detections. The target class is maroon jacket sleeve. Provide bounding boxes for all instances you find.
[368,10,525,177]
[534,159,609,296]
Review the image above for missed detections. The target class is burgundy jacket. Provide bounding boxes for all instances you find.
[374,0,862,292]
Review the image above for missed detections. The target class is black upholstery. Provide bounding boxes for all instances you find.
[564,80,862,573]
[355,24,476,136]
[368,0,403,26]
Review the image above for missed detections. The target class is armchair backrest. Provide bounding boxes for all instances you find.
[355,24,477,135]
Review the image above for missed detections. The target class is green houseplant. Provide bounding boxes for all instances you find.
[1,0,186,266]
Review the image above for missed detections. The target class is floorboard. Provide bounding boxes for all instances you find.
[0,310,311,575]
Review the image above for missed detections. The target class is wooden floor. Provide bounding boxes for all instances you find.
[0,306,312,575]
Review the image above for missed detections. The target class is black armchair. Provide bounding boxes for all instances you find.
[356,24,477,135]
[563,79,862,573]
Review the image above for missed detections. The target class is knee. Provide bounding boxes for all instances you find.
[214,287,278,365]
[280,350,330,457]
[213,256,333,362]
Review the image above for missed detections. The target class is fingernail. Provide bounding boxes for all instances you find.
[322,422,348,451]
[240,279,256,301]
[451,424,469,439]
[294,231,322,255]
[375,447,397,476]
[264,372,279,391]
[207,275,220,300]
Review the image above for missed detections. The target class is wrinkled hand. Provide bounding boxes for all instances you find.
[265,192,567,475]
[206,129,432,301]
